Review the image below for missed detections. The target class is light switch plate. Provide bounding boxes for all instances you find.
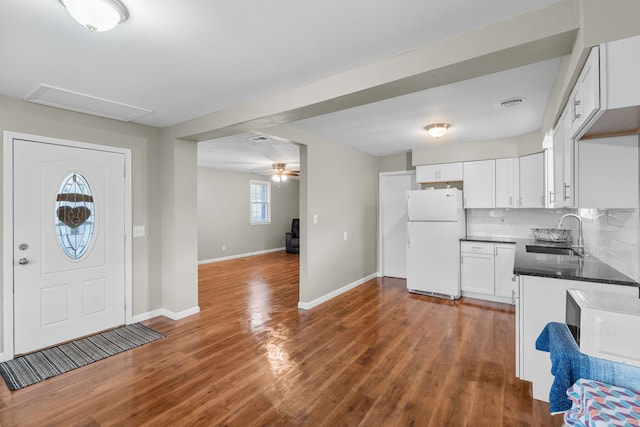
[133,225,146,238]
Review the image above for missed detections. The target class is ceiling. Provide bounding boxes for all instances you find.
[2,0,566,174]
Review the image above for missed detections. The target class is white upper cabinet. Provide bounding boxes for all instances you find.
[519,153,544,208]
[552,107,574,208]
[416,162,463,183]
[463,160,495,208]
[496,158,519,208]
[577,135,640,209]
[570,47,600,138]
[602,34,640,111]
[574,35,640,140]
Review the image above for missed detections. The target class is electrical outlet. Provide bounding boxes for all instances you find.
[222,245,226,251]
[499,216,505,224]
[343,231,348,240]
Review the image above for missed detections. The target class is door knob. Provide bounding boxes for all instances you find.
[18,258,29,265]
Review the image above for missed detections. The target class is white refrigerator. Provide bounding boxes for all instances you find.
[406,188,466,299]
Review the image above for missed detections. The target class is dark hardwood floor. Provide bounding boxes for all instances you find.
[0,251,563,426]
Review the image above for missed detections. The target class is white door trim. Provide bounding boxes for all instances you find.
[377,170,416,278]
[2,131,133,361]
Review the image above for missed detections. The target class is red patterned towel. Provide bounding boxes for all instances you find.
[564,379,640,426]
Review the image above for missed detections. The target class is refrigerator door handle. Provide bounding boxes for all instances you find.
[407,195,411,221]
[407,222,412,248]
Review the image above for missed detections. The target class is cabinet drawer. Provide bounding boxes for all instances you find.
[461,242,494,254]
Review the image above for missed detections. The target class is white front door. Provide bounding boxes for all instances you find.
[13,138,126,355]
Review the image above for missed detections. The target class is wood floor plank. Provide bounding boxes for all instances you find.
[0,251,564,426]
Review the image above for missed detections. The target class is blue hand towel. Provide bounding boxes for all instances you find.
[536,322,583,412]
[536,322,640,413]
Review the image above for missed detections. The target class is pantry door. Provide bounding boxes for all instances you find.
[379,171,418,278]
[12,138,126,355]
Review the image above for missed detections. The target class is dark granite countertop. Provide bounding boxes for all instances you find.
[462,236,639,288]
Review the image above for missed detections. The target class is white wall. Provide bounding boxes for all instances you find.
[0,95,165,347]
[412,132,542,167]
[263,125,379,305]
[198,168,300,261]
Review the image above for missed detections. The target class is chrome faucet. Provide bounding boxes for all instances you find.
[556,213,584,255]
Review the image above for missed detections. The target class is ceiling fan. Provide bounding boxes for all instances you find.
[271,163,299,182]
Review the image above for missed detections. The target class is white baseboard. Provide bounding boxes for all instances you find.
[198,247,286,265]
[132,306,200,322]
[298,273,378,310]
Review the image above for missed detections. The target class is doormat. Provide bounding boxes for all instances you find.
[0,323,164,391]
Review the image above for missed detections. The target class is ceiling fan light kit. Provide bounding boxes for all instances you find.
[271,163,299,182]
[59,0,128,32]
[424,123,449,139]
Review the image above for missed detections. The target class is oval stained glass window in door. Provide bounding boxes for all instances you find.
[54,173,95,260]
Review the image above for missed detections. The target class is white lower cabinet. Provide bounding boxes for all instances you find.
[517,275,637,402]
[460,241,515,304]
[494,244,517,298]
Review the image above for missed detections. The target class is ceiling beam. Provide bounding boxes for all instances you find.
[168,0,579,142]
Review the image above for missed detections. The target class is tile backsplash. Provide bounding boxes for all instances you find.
[466,208,640,282]
[579,208,639,282]
[466,208,571,239]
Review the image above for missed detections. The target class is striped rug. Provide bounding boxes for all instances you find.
[0,323,164,391]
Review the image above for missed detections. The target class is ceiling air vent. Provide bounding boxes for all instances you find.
[499,97,526,108]
[250,136,270,142]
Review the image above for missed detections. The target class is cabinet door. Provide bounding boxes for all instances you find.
[496,158,519,208]
[519,153,544,208]
[570,47,600,138]
[439,162,463,181]
[460,251,494,295]
[552,109,565,208]
[605,34,640,110]
[463,160,495,208]
[416,163,462,183]
[416,165,438,183]
[494,244,516,299]
[562,108,575,207]
[553,107,574,208]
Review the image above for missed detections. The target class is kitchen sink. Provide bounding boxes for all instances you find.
[525,245,582,257]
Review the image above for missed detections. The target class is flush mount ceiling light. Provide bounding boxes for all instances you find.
[424,123,450,139]
[59,0,129,32]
